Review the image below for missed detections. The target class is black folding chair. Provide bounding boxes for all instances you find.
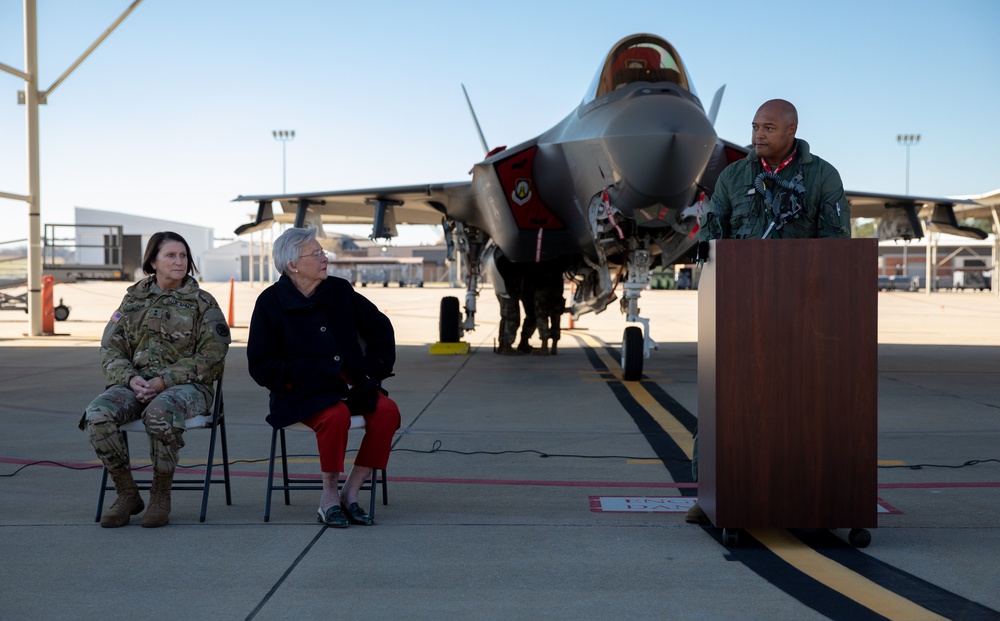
[94,377,231,523]
[263,416,387,522]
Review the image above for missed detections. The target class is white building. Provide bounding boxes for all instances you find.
[201,240,281,283]
[73,207,214,280]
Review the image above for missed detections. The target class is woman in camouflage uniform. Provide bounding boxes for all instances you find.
[81,232,230,528]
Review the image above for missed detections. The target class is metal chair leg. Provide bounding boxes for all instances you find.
[264,427,279,522]
[94,466,110,522]
[220,416,232,505]
[279,429,291,505]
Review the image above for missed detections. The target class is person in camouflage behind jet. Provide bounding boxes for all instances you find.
[488,245,525,356]
[516,273,537,354]
[80,232,230,528]
[686,99,850,525]
[528,258,567,356]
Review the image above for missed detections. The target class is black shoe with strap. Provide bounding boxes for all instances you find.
[317,505,349,528]
[340,501,375,525]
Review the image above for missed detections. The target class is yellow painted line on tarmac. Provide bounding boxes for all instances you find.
[575,332,693,459]
[582,376,673,383]
[627,459,663,465]
[750,529,949,621]
[878,460,906,466]
[575,333,935,618]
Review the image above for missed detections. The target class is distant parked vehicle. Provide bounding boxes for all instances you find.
[935,276,954,290]
[956,271,990,291]
[877,275,919,292]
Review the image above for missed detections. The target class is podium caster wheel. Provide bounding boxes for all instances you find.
[722,528,741,547]
[848,528,871,548]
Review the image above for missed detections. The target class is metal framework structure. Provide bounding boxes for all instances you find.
[0,0,144,335]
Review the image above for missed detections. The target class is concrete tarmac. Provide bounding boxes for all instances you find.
[1,280,998,620]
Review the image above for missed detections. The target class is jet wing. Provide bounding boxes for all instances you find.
[233,182,475,237]
[846,190,987,240]
[704,140,987,241]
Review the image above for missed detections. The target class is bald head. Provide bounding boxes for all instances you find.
[757,99,798,125]
[752,99,798,167]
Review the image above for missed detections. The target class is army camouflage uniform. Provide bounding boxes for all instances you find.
[533,273,564,344]
[517,279,537,352]
[81,276,230,473]
[497,295,522,346]
[493,250,524,353]
[525,258,567,355]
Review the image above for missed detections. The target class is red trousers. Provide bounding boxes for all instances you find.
[301,393,400,473]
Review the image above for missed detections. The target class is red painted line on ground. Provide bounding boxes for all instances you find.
[877,481,1000,489]
[366,476,699,488]
[877,498,904,514]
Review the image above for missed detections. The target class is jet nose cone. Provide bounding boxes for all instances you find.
[604,92,717,201]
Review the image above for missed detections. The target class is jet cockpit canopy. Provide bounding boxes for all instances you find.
[584,34,697,104]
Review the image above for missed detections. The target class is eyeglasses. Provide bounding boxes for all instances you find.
[300,249,328,260]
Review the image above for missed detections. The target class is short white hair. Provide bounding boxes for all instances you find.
[272,226,318,275]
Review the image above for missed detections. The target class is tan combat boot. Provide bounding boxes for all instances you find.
[496,339,520,355]
[101,467,145,528]
[532,339,550,355]
[550,339,558,355]
[141,470,174,528]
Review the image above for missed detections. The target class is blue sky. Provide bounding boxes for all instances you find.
[2,0,998,246]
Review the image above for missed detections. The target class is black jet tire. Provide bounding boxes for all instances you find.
[439,296,460,343]
[54,304,70,321]
[621,325,643,381]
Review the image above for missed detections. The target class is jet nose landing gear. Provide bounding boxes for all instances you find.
[620,249,656,381]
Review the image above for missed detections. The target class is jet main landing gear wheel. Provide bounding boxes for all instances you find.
[439,296,460,343]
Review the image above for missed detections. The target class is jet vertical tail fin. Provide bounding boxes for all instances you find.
[708,84,725,126]
[462,83,490,155]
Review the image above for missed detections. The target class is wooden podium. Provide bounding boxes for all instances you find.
[698,239,877,530]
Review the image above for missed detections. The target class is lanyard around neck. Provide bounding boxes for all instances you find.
[761,150,797,174]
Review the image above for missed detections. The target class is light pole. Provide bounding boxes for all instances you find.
[896,134,920,279]
[272,129,295,193]
[896,133,920,195]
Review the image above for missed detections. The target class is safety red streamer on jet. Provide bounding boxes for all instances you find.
[602,189,625,240]
[689,190,705,239]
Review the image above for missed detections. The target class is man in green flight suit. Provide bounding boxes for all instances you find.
[687,99,851,524]
[701,98,850,241]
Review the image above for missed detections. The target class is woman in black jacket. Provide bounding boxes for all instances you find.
[248,227,400,527]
